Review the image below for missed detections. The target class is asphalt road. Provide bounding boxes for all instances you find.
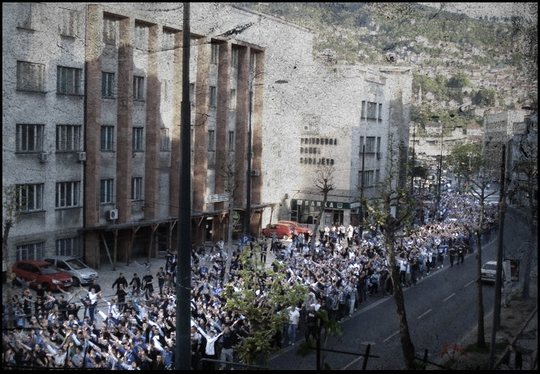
[268,236,500,370]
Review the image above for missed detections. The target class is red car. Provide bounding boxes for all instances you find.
[12,259,73,291]
[277,220,312,236]
[261,223,294,240]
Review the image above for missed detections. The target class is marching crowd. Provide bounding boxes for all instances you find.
[2,191,499,370]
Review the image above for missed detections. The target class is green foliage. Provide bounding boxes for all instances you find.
[472,88,497,106]
[223,250,308,366]
[447,142,483,179]
[447,72,471,89]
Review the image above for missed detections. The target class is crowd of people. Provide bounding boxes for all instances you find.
[2,191,499,370]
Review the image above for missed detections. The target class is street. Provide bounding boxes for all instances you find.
[268,235,500,370]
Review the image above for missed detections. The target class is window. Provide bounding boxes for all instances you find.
[211,43,219,64]
[56,181,80,208]
[367,102,378,119]
[16,124,44,153]
[133,75,145,100]
[102,72,115,98]
[131,177,143,200]
[361,100,366,120]
[100,178,114,203]
[103,17,117,45]
[359,170,375,187]
[229,89,237,110]
[162,30,175,51]
[56,237,79,257]
[17,61,45,92]
[189,83,195,105]
[375,169,380,184]
[134,24,148,50]
[376,137,381,154]
[249,53,256,72]
[378,103,383,120]
[16,241,45,261]
[17,3,35,29]
[162,79,170,102]
[132,127,144,151]
[160,128,170,151]
[56,125,81,152]
[208,130,215,151]
[16,183,44,212]
[57,66,82,95]
[209,86,217,107]
[366,137,376,153]
[101,126,114,151]
[60,9,78,37]
[231,47,239,67]
[228,130,235,151]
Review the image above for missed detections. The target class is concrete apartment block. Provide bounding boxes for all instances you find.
[2,3,412,271]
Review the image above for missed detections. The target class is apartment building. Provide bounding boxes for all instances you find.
[3,3,412,271]
[277,64,413,227]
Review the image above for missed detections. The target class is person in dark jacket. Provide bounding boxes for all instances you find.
[129,273,141,294]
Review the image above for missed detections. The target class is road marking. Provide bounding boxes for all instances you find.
[464,279,475,288]
[342,355,363,370]
[417,308,432,320]
[383,330,400,343]
[443,292,456,302]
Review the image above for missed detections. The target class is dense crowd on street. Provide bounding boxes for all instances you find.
[2,191,499,370]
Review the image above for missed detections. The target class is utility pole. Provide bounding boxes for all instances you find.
[360,143,365,226]
[489,143,507,369]
[176,2,191,370]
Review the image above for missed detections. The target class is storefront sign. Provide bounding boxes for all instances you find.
[292,199,350,210]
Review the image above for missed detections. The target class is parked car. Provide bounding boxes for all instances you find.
[12,259,73,291]
[261,223,294,240]
[44,256,99,286]
[277,220,312,236]
[481,260,505,283]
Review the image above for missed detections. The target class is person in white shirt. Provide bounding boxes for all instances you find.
[85,287,99,323]
[287,305,301,346]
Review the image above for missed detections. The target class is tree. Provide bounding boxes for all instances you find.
[447,141,499,348]
[472,88,496,107]
[223,250,307,366]
[217,156,239,283]
[309,164,335,253]
[447,142,482,193]
[509,114,538,299]
[364,139,417,369]
[2,185,19,329]
[447,72,470,89]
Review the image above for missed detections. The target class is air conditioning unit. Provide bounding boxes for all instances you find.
[39,152,48,163]
[78,152,86,162]
[106,209,118,221]
[251,170,260,177]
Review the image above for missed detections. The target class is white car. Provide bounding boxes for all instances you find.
[44,256,99,286]
[481,260,505,283]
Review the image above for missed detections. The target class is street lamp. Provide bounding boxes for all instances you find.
[410,121,417,194]
[435,117,443,220]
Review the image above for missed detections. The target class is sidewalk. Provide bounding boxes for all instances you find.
[429,276,538,370]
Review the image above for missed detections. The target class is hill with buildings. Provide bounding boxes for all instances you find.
[236,2,537,133]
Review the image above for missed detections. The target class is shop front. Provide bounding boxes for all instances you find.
[291,198,351,227]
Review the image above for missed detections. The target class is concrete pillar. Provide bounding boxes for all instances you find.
[144,24,160,220]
